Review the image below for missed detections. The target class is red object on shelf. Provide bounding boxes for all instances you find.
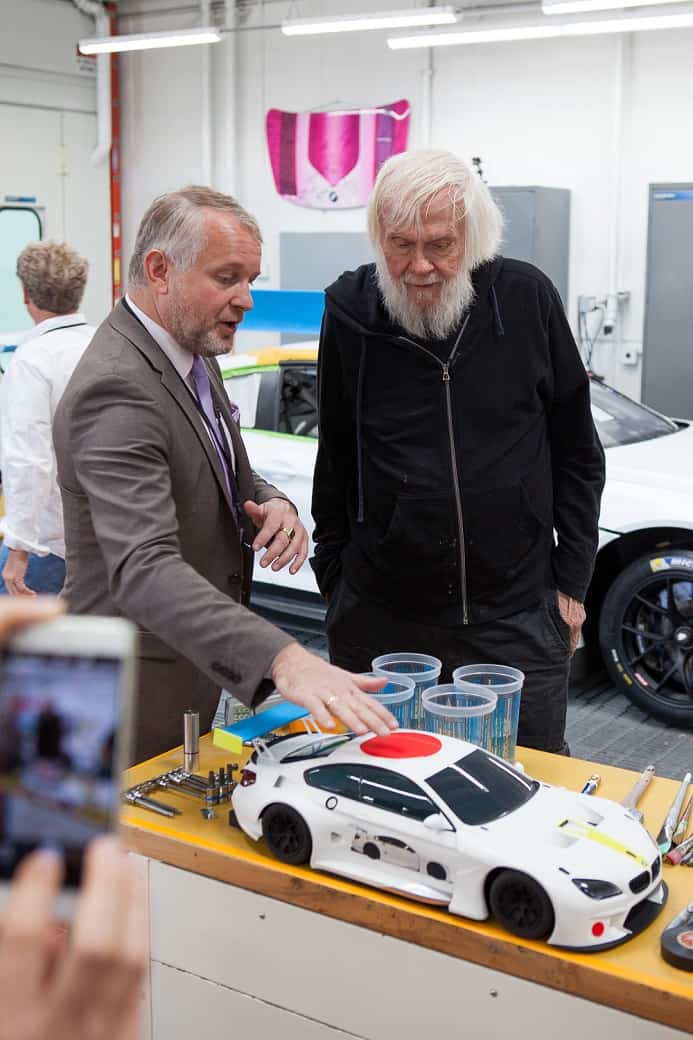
[361,732,442,759]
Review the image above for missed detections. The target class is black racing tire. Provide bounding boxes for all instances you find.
[261,804,312,866]
[599,550,693,726]
[363,842,380,860]
[488,870,554,941]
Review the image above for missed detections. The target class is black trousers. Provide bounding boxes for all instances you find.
[326,580,572,754]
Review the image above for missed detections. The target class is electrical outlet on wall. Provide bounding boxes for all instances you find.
[620,343,641,366]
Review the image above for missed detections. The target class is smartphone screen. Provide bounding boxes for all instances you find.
[0,650,122,887]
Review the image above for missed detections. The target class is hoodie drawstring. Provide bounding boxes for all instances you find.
[490,285,505,338]
[355,335,366,523]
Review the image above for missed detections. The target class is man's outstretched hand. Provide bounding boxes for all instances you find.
[271,643,398,736]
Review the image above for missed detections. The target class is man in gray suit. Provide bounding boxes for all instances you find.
[53,187,395,763]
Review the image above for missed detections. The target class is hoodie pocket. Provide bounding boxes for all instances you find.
[377,494,459,583]
[463,479,547,597]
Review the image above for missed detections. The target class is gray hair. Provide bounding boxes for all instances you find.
[128,185,262,287]
[17,240,88,315]
[367,149,503,270]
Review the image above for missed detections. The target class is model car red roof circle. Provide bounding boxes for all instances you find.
[361,733,442,758]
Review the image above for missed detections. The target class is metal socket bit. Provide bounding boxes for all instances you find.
[183,710,200,774]
[124,792,180,817]
[175,771,208,789]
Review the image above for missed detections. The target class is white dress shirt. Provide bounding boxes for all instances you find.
[0,313,94,557]
[125,295,235,468]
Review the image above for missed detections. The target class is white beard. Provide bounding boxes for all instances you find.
[374,250,476,340]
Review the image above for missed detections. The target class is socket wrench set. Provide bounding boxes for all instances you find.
[122,709,238,821]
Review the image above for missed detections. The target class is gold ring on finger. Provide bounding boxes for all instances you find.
[282,526,296,542]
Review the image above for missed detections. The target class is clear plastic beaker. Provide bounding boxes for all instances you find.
[360,673,416,729]
[421,684,497,749]
[371,653,442,728]
[452,664,524,762]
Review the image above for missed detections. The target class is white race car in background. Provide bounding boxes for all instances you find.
[222,347,693,726]
[232,729,666,950]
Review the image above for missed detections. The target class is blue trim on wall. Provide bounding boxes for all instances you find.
[243,290,324,335]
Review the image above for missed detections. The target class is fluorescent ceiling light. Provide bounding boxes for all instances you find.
[543,0,691,13]
[387,9,693,46]
[281,6,457,36]
[78,26,222,54]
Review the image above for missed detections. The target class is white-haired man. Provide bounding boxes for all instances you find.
[311,150,605,754]
[53,186,395,763]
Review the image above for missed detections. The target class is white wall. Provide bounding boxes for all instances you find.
[0,0,112,328]
[114,0,693,399]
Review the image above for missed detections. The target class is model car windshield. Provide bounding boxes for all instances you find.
[426,749,539,826]
[280,734,354,762]
[590,380,678,449]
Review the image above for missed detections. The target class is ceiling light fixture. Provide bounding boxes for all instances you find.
[78,26,223,55]
[543,0,692,14]
[387,9,693,46]
[281,6,457,36]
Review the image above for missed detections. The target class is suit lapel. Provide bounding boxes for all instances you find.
[110,303,240,520]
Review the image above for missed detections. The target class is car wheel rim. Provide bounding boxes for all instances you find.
[499,880,542,928]
[268,813,301,855]
[619,574,693,708]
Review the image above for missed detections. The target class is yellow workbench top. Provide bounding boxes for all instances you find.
[121,736,693,1032]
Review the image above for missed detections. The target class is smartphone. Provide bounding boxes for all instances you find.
[0,615,137,903]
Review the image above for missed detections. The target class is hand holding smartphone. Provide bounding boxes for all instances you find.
[0,614,137,902]
[0,604,146,1040]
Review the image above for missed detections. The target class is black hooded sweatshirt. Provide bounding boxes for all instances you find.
[310,258,605,627]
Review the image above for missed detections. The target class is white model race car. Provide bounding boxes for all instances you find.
[232,728,667,951]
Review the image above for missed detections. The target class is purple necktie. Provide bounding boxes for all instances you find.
[190,355,240,513]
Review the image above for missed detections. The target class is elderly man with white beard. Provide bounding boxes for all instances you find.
[310,149,605,754]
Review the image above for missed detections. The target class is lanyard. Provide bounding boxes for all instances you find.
[39,322,87,336]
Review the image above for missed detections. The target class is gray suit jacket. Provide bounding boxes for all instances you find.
[53,301,294,763]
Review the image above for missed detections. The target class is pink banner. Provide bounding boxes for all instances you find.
[266,99,411,210]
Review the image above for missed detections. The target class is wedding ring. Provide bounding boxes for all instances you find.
[282,526,296,542]
[326,695,339,709]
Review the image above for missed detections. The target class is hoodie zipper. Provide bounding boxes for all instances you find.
[398,315,470,624]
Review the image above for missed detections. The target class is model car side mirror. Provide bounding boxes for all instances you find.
[423,812,454,832]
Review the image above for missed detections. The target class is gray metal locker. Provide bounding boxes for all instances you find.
[279,231,372,342]
[490,186,571,305]
[642,184,693,419]
[280,231,371,291]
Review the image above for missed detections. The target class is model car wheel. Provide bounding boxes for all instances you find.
[363,841,380,860]
[261,804,312,865]
[426,862,447,881]
[599,550,693,725]
[488,870,554,941]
